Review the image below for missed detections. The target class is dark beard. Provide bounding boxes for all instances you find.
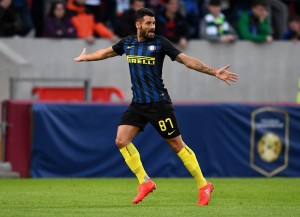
[140,28,154,39]
[141,31,148,38]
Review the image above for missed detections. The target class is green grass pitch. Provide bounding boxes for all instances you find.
[0,178,299,217]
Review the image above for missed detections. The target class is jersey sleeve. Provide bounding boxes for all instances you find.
[112,38,125,56]
[160,36,182,61]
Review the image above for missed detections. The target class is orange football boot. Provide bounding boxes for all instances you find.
[132,179,156,204]
[198,181,214,206]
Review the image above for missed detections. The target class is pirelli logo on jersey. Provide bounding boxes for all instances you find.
[126,55,155,65]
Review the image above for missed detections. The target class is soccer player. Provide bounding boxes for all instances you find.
[73,8,238,206]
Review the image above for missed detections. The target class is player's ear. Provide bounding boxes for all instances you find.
[136,21,140,29]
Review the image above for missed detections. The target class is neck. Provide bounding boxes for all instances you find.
[212,13,219,18]
[137,31,146,42]
[137,37,146,42]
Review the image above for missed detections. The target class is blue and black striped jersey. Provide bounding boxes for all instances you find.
[112,35,182,103]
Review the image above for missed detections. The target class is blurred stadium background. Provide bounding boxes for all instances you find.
[0,38,299,179]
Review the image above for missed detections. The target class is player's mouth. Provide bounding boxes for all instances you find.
[148,30,155,36]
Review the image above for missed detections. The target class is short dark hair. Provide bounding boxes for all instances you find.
[163,0,172,4]
[135,8,155,21]
[251,0,267,8]
[288,15,300,23]
[208,0,221,6]
[130,0,144,6]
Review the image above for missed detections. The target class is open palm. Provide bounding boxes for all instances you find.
[215,64,238,85]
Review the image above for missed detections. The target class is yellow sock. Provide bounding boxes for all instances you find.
[120,143,149,184]
[177,145,207,188]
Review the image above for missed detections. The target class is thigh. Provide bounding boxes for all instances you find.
[116,105,148,148]
[116,125,140,148]
[148,108,181,139]
[119,105,148,131]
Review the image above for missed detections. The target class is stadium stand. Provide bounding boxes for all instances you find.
[32,86,125,102]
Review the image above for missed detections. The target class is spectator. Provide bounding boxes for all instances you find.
[116,0,130,16]
[265,0,288,40]
[84,0,116,29]
[84,0,102,22]
[0,0,22,37]
[100,0,118,30]
[114,0,145,38]
[43,1,77,38]
[31,0,45,37]
[156,0,189,49]
[283,15,300,42]
[146,0,162,14]
[181,0,200,38]
[223,0,250,26]
[227,0,287,40]
[200,0,235,43]
[13,0,33,36]
[66,0,117,43]
[236,0,272,43]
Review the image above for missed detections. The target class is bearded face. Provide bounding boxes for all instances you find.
[136,16,155,39]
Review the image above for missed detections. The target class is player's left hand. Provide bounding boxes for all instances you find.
[215,64,238,85]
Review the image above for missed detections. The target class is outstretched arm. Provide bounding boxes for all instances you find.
[176,53,238,85]
[73,46,118,62]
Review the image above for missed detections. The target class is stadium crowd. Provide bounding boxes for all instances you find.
[0,0,300,46]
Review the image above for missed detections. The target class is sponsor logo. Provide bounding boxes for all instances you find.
[204,189,210,195]
[126,55,155,65]
[127,46,134,49]
[167,130,176,136]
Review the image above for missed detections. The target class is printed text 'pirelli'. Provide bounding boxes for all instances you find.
[127,55,155,65]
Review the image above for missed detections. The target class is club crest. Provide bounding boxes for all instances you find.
[148,45,156,52]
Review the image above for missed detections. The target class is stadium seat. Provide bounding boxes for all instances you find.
[92,87,125,102]
[32,87,125,102]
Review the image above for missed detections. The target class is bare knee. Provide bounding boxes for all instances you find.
[115,136,131,149]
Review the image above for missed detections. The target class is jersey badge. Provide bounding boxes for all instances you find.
[148,45,156,52]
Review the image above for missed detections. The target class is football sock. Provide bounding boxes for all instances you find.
[120,143,149,184]
[177,145,207,188]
